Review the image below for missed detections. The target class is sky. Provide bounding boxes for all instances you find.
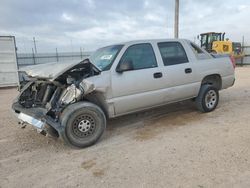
[0,0,250,53]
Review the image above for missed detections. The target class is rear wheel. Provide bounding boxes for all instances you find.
[60,102,106,148]
[195,85,219,113]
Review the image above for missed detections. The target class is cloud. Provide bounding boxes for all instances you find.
[86,0,96,9]
[0,0,249,53]
[61,13,74,22]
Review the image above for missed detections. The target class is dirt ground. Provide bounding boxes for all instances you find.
[0,67,250,188]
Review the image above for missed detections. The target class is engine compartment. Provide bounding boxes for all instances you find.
[17,60,99,120]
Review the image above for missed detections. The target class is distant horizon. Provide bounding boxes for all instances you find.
[16,49,93,55]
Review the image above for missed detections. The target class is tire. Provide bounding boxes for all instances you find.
[195,85,219,113]
[60,102,106,148]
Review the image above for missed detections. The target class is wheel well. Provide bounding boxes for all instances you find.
[201,74,222,90]
[83,93,109,118]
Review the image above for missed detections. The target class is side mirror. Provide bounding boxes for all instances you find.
[116,59,134,73]
[197,35,200,40]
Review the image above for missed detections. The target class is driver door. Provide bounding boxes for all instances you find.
[111,43,164,116]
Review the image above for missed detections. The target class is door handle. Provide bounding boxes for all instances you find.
[185,68,192,74]
[153,72,162,78]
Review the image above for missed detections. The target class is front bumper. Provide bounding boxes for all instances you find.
[18,112,45,130]
[12,102,64,137]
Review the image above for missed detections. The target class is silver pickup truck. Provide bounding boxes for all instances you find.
[12,39,235,148]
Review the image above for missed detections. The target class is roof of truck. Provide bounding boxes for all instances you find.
[100,39,190,48]
[121,38,189,45]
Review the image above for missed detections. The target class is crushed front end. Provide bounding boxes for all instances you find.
[12,59,100,138]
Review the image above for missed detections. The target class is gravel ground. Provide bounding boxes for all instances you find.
[0,66,250,188]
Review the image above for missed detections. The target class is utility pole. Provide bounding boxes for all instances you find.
[33,37,37,54]
[174,0,179,38]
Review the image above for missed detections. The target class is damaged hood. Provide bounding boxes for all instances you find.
[20,59,101,80]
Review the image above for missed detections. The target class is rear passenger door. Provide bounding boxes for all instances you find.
[157,42,200,101]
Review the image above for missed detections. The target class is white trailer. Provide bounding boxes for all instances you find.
[0,36,19,87]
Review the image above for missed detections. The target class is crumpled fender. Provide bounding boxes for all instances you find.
[79,79,95,95]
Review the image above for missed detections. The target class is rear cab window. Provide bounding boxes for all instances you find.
[190,42,211,60]
[157,42,189,66]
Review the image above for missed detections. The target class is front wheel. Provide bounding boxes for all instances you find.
[195,85,219,113]
[60,102,106,148]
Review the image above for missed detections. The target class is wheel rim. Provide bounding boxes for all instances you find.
[72,114,96,138]
[205,90,217,109]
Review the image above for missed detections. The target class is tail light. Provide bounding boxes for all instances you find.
[229,55,236,69]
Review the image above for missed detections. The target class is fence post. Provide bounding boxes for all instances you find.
[80,47,83,59]
[241,36,244,66]
[32,48,36,65]
[56,48,59,62]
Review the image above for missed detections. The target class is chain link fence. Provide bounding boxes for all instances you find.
[241,45,250,65]
[15,37,250,67]
[17,51,91,68]
[15,37,92,67]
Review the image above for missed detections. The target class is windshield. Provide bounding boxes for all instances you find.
[90,45,124,71]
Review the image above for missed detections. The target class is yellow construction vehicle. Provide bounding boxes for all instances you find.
[198,32,244,59]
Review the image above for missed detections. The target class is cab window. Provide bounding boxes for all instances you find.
[119,43,157,71]
[158,42,189,66]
